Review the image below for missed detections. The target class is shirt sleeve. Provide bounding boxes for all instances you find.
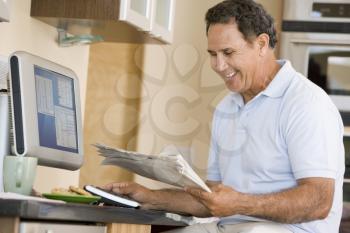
[206,110,222,181]
[284,94,344,180]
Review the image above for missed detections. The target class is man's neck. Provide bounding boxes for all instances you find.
[242,56,280,104]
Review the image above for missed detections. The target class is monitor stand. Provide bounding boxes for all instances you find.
[0,91,10,192]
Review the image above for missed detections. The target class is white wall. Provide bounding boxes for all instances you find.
[0,0,90,193]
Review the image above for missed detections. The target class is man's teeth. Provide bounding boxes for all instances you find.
[225,72,236,80]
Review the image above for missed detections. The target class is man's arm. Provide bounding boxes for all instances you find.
[186,177,334,223]
[103,182,212,217]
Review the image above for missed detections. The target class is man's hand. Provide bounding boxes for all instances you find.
[186,177,335,223]
[103,182,155,209]
[185,183,242,217]
[103,182,212,216]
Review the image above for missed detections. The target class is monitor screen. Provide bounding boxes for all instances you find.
[9,51,83,170]
[34,66,79,154]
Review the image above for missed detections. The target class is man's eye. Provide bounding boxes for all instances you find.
[224,51,232,56]
[209,53,217,57]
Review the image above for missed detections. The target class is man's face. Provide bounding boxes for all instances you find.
[207,23,261,95]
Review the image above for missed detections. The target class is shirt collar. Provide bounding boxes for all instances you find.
[229,60,295,106]
[261,60,295,98]
[229,92,244,108]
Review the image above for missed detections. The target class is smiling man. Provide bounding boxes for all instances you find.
[104,1,345,232]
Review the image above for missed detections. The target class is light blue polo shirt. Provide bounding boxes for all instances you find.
[207,60,345,233]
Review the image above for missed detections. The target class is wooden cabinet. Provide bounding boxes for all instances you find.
[30,0,175,44]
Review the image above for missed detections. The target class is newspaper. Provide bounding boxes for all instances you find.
[94,144,211,192]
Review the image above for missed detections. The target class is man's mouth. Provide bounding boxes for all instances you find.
[225,71,236,81]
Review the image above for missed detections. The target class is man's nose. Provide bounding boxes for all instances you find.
[215,55,227,72]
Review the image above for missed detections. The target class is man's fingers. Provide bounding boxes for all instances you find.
[101,184,110,190]
[102,182,116,190]
[102,182,134,195]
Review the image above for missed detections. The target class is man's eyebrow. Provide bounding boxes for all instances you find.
[207,48,233,53]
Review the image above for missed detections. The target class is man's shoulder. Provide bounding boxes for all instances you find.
[280,71,341,126]
[283,71,332,107]
[275,60,329,104]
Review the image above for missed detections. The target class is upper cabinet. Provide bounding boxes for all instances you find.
[30,0,175,44]
[0,0,11,22]
[119,0,153,31]
[150,0,175,43]
[118,0,175,43]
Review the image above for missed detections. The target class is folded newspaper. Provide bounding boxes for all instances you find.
[94,144,211,192]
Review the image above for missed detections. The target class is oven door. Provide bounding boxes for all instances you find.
[307,46,350,112]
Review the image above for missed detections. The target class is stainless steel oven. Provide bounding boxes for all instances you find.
[281,0,350,113]
[280,0,350,199]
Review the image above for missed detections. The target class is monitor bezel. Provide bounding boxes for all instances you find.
[8,51,83,170]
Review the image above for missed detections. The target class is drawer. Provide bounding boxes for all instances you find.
[19,221,106,233]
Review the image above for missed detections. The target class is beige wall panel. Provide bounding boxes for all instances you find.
[256,0,284,57]
[80,43,144,187]
[0,217,19,233]
[0,0,89,193]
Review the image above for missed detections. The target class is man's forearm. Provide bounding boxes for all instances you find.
[237,179,333,223]
[148,189,211,217]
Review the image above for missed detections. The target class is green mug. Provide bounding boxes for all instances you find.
[3,156,38,195]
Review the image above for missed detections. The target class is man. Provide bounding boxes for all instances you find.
[104,0,345,232]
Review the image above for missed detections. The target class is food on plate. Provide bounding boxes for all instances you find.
[69,185,92,196]
[51,186,92,196]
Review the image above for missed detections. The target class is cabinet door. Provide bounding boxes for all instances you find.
[0,0,10,22]
[119,0,153,31]
[150,0,175,43]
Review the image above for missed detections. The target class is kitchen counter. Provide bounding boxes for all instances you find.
[0,198,185,225]
[0,198,187,233]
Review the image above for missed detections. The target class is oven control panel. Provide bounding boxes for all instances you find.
[313,3,350,18]
[283,0,350,22]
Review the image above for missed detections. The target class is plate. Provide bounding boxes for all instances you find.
[42,193,101,204]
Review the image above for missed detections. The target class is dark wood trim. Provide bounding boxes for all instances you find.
[31,0,120,20]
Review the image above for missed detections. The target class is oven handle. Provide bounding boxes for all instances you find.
[290,39,350,46]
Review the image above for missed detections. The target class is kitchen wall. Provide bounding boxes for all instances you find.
[79,0,283,188]
[79,42,142,187]
[134,0,284,188]
[79,0,224,188]
[0,0,89,192]
[258,0,283,56]
[0,0,283,192]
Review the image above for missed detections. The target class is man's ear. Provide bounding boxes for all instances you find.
[257,33,270,57]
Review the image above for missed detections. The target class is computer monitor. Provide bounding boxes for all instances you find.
[8,51,83,170]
